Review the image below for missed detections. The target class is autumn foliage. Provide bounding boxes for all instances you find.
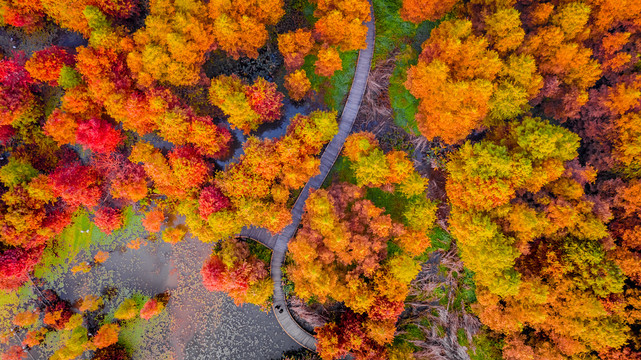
[93,207,123,234]
[284,69,311,101]
[400,0,458,23]
[128,0,284,86]
[209,75,284,134]
[180,110,338,242]
[24,46,75,85]
[287,133,436,359]
[447,117,639,358]
[201,238,272,306]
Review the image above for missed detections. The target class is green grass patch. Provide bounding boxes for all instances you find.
[452,268,478,312]
[248,240,272,265]
[365,187,407,223]
[389,47,420,136]
[301,50,358,112]
[457,328,469,347]
[429,227,452,251]
[371,0,421,64]
[469,330,504,360]
[377,5,439,136]
[322,156,357,188]
[401,323,425,341]
[103,291,150,324]
[325,50,358,111]
[34,207,146,287]
[118,307,171,359]
[387,240,403,258]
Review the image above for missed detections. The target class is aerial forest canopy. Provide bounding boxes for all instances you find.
[0,0,640,359]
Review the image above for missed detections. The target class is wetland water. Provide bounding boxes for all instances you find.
[56,231,300,360]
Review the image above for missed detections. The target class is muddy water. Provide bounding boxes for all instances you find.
[56,220,299,360]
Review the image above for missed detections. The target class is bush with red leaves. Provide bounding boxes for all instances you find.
[139,298,164,320]
[0,57,38,127]
[1,345,27,360]
[142,209,164,233]
[0,125,15,145]
[24,46,75,85]
[93,207,123,234]
[41,207,74,235]
[76,117,123,154]
[0,247,43,291]
[198,185,231,219]
[42,291,73,330]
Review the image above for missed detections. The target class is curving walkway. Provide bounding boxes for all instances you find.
[238,2,375,351]
[269,4,376,351]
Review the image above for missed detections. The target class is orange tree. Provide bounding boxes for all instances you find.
[286,132,437,359]
[447,117,638,359]
[404,18,541,144]
[127,0,284,86]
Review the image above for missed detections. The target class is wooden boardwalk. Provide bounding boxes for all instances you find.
[241,2,375,351]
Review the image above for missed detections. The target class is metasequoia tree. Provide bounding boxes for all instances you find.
[92,207,123,234]
[8,289,166,359]
[400,0,458,23]
[311,0,370,51]
[284,69,311,101]
[405,19,541,144]
[75,45,231,157]
[278,29,314,70]
[289,182,435,359]
[139,298,165,320]
[447,117,634,358]
[277,0,370,95]
[0,0,137,34]
[92,323,119,349]
[201,238,272,306]
[287,132,437,359]
[129,142,187,199]
[127,0,215,86]
[128,0,284,86]
[0,247,43,291]
[0,58,40,128]
[142,209,165,233]
[209,75,284,134]
[314,46,343,77]
[209,0,285,59]
[75,117,123,154]
[49,162,103,208]
[24,46,75,85]
[180,111,338,242]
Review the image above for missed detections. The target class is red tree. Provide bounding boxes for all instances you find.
[0,125,15,145]
[49,162,103,208]
[76,117,123,154]
[198,185,231,219]
[168,146,209,189]
[1,345,26,360]
[93,207,123,234]
[244,77,284,122]
[24,46,75,85]
[0,247,43,291]
[142,209,164,233]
